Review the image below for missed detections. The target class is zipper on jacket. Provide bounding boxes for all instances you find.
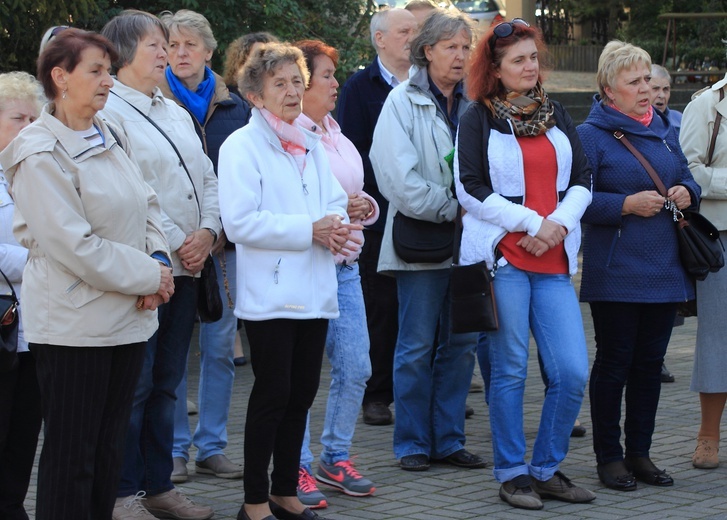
[274,258,281,284]
[663,139,672,152]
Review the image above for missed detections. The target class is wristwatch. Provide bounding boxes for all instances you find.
[205,228,218,244]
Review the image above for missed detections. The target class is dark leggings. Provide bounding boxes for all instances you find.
[242,319,328,504]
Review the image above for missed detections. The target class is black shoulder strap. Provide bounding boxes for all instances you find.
[0,267,18,302]
[706,87,724,167]
[110,91,200,211]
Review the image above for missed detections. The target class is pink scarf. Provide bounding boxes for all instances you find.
[260,108,307,175]
[609,103,654,127]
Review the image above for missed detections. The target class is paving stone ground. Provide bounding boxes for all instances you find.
[21,299,727,519]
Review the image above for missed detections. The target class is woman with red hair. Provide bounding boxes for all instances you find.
[454,19,594,510]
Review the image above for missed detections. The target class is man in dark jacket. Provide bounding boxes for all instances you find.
[337,8,416,426]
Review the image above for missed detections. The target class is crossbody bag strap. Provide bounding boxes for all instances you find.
[706,87,724,167]
[453,205,463,264]
[0,267,18,302]
[110,91,200,211]
[613,131,667,197]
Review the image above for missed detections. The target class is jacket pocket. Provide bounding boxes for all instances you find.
[605,228,621,267]
[64,277,105,309]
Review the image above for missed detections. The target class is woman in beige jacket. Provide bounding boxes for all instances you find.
[0,29,173,520]
[680,73,727,470]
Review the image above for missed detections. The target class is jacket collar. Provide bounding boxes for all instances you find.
[0,105,117,182]
[584,94,671,139]
[110,79,165,116]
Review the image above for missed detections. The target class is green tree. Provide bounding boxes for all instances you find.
[1,0,377,80]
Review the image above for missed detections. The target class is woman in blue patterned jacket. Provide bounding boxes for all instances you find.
[577,40,700,492]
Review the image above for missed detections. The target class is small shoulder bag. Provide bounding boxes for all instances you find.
[0,267,20,373]
[613,131,724,281]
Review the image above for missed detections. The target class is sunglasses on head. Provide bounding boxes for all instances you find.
[489,18,530,52]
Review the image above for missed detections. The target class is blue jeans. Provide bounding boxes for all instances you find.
[301,263,372,466]
[488,264,588,483]
[174,250,237,461]
[589,301,676,465]
[392,269,477,460]
[476,332,491,405]
[118,277,197,497]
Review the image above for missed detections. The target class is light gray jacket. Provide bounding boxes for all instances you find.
[100,81,221,275]
[370,66,470,274]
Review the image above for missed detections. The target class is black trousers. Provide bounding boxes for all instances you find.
[242,319,327,504]
[359,229,398,406]
[0,351,42,520]
[31,342,145,520]
[589,301,677,465]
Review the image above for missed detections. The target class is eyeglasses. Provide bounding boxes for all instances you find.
[489,18,530,52]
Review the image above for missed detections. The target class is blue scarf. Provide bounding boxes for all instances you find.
[165,66,215,124]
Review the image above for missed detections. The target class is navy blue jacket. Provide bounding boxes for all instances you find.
[337,58,393,233]
[577,96,700,303]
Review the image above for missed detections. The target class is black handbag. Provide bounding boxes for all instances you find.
[197,255,223,323]
[449,207,498,333]
[392,212,454,264]
[0,267,20,373]
[675,210,725,280]
[614,131,725,281]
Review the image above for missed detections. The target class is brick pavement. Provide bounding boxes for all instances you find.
[21,304,727,519]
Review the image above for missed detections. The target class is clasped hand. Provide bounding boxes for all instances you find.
[137,264,175,311]
[516,218,567,257]
[313,214,364,256]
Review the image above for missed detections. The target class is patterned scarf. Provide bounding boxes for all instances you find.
[488,83,556,137]
[260,107,307,176]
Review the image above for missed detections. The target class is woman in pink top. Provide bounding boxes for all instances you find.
[293,39,379,509]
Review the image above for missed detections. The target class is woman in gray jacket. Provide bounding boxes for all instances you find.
[0,29,173,520]
[369,9,485,473]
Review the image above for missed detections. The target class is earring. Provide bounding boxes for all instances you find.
[62,89,67,100]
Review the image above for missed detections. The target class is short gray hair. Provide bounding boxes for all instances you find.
[0,71,44,115]
[596,40,651,100]
[159,9,217,53]
[409,9,473,68]
[238,43,309,101]
[101,10,169,73]
[651,64,672,83]
[370,8,411,49]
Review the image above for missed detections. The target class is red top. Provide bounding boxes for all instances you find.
[498,133,569,274]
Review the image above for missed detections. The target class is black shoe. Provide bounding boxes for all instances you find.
[661,364,675,383]
[434,449,487,469]
[624,456,674,486]
[596,461,637,491]
[269,500,330,520]
[237,506,275,520]
[571,421,587,438]
[362,402,392,425]
[234,356,247,367]
[400,454,430,471]
[465,405,475,418]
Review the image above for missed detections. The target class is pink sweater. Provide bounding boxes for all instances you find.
[297,113,379,264]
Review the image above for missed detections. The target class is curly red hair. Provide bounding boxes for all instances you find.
[466,20,550,105]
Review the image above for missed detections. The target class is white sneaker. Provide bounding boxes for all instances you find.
[113,492,156,519]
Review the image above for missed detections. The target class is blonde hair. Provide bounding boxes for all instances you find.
[0,72,45,114]
[597,40,652,100]
[238,43,309,100]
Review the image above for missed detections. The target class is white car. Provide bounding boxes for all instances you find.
[452,0,506,30]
